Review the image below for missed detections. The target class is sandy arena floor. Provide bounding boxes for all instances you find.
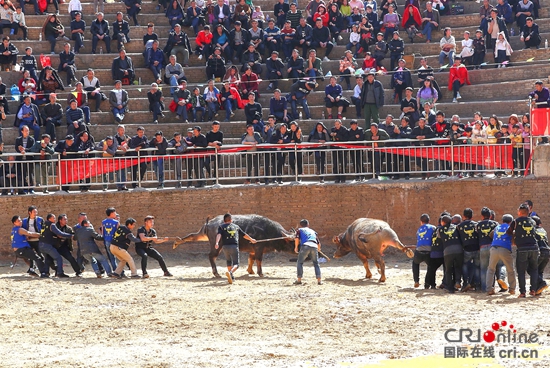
[1,251,549,368]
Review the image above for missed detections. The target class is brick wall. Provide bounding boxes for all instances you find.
[0,178,544,259]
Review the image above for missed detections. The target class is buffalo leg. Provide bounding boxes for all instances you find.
[209,246,222,278]
[356,252,372,279]
[247,253,255,275]
[374,257,386,282]
[255,251,264,277]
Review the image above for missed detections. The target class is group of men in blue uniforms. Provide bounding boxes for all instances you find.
[413,200,548,298]
[10,206,171,279]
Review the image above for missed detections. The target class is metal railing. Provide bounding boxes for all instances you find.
[0,138,534,194]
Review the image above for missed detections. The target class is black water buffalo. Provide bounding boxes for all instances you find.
[333,218,414,282]
[174,214,295,277]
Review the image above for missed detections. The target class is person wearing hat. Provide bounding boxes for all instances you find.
[135,216,172,278]
[448,56,470,103]
[360,70,384,128]
[205,47,226,81]
[388,31,404,71]
[289,79,316,119]
[54,134,77,192]
[295,17,313,58]
[266,50,285,90]
[311,17,333,61]
[240,43,262,75]
[229,20,250,62]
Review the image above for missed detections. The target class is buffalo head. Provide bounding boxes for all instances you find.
[333,233,351,258]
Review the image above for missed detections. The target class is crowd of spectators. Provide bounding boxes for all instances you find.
[0,0,546,192]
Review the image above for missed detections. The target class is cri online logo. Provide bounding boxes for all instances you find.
[483,321,515,343]
[444,321,538,344]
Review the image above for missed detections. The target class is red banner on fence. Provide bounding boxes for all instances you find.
[58,143,515,184]
[531,107,550,136]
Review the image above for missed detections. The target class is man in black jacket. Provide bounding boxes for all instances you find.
[229,21,250,63]
[360,71,385,128]
[164,24,192,66]
[54,134,78,192]
[311,18,333,61]
[191,126,208,187]
[347,120,365,181]
[213,0,230,29]
[41,93,63,142]
[111,49,134,84]
[90,12,111,54]
[54,214,81,276]
[266,51,285,90]
[520,17,541,49]
[14,125,35,194]
[128,126,148,189]
[289,79,316,119]
[411,117,435,179]
[149,131,168,188]
[295,17,313,58]
[330,119,348,183]
[206,47,226,79]
[112,12,131,52]
[244,92,264,132]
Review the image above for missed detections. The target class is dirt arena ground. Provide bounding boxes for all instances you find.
[1,250,549,368]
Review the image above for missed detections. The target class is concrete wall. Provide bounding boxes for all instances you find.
[1,178,546,259]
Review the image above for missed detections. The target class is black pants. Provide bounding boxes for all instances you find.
[276,152,286,181]
[15,246,46,274]
[288,151,302,176]
[45,244,80,273]
[193,157,205,186]
[131,158,147,188]
[263,151,276,182]
[332,150,346,181]
[412,250,431,285]
[538,250,549,288]
[310,41,333,58]
[516,249,539,294]
[444,253,464,292]
[350,149,363,179]
[425,257,444,288]
[367,150,381,175]
[27,241,40,271]
[246,153,259,180]
[136,246,168,275]
[314,151,326,178]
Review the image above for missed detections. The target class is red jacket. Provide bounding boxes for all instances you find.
[401,5,422,28]
[240,72,259,97]
[362,58,378,71]
[313,7,329,27]
[448,64,471,90]
[196,31,213,47]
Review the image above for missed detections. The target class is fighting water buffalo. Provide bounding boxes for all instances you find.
[333,218,414,282]
[173,215,295,277]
